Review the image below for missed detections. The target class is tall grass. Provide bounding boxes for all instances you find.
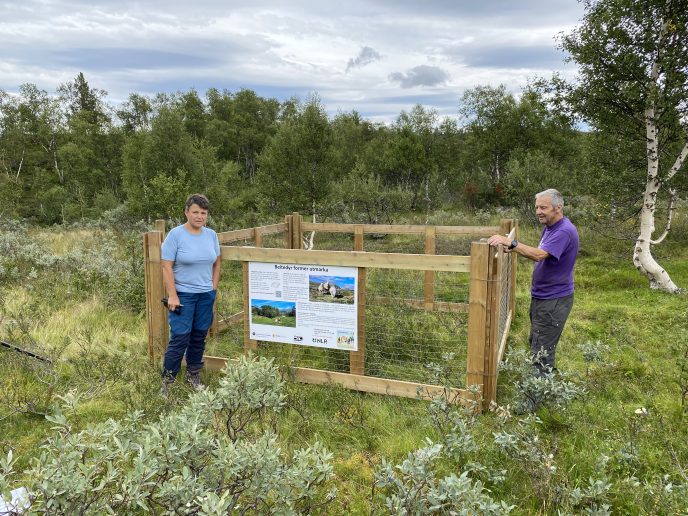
[1,214,687,513]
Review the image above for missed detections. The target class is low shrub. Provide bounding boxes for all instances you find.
[0,356,335,514]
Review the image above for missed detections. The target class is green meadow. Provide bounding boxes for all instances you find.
[0,212,686,514]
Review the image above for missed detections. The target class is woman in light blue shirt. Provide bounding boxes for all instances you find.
[160,193,221,392]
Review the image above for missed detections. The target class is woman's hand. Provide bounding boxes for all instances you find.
[167,294,181,312]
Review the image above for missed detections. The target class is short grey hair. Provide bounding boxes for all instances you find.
[536,188,564,208]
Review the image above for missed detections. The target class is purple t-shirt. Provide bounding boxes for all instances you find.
[531,217,579,299]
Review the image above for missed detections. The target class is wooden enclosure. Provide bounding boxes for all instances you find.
[144,214,518,409]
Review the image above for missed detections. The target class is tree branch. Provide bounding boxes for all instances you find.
[665,140,688,182]
[650,188,676,245]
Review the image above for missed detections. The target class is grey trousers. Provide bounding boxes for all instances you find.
[529,294,574,376]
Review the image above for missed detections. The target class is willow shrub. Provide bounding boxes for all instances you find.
[0,355,335,514]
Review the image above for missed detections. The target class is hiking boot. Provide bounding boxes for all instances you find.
[160,379,173,398]
[186,371,205,391]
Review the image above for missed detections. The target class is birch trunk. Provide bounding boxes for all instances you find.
[633,103,680,292]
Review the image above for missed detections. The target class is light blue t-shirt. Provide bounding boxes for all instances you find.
[161,225,220,293]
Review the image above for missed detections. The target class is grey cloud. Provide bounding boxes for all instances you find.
[2,0,584,123]
[447,44,566,69]
[339,0,583,27]
[345,46,381,72]
[51,48,221,71]
[389,65,450,89]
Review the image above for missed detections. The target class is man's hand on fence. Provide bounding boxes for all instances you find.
[487,235,512,251]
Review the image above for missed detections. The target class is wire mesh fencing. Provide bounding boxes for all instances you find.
[497,250,513,358]
[208,226,477,391]
[146,216,518,406]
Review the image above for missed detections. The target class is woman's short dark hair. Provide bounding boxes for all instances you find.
[185,193,210,211]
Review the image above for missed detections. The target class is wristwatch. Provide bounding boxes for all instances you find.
[508,239,518,250]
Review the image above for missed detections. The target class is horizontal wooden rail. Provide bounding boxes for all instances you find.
[220,246,471,272]
[218,223,287,244]
[301,222,499,236]
[293,368,474,405]
[217,221,497,244]
[218,227,254,242]
[372,296,469,313]
[200,356,473,406]
[214,311,244,333]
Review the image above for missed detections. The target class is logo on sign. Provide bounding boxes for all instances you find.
[312,337,328,345]
[293,335,303,342]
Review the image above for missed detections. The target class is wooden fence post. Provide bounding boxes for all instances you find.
[254,227,263,248]
[284,215,293,249]
[350,225,366,375]
[510,219,518,315]
[243,261,257,351]
[155,219,166,239]
[466,241,489,407]
[498,217,518,320]
[291,212,302,250]
[144,231,168,362]
[483,243,503,409]
[498,219,510,239]
[424,226,436,311]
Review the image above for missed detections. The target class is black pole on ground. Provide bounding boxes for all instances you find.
[0,340,52,363]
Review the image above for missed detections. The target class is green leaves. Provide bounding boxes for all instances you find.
[376,440,511,514]
[256,96,336,215]
[0,355,333,514]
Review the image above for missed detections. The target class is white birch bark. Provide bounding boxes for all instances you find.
[631,12,686,294]
[650,188,676,245]
[14,150,24,182]
[633,107,680,292]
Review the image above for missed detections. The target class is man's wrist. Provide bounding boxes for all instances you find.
[508,239,519,250]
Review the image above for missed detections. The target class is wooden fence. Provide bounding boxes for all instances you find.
[144,214,518,409]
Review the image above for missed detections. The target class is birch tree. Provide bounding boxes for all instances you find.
[561,0,688,292]
[256,96,335,215]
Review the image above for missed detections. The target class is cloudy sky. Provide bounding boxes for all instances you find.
[1,0,585,122]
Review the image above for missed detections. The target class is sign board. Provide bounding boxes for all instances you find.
[248,262,358,351]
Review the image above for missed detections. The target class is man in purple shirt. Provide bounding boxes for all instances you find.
[488,189,579,376]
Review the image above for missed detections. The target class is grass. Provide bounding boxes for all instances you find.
[1,213,687,513]
[251,314,297,327]
[496,222,688,512]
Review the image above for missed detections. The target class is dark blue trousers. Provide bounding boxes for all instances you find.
[162,290,216,377]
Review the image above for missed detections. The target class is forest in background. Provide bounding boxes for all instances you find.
[1,0,686,282]
[0,74,616,228]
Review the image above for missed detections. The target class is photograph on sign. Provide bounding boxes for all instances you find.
[248,262,358,350]
[336,330,355,350]
[250,300,296,327]
[309,275,355,304]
